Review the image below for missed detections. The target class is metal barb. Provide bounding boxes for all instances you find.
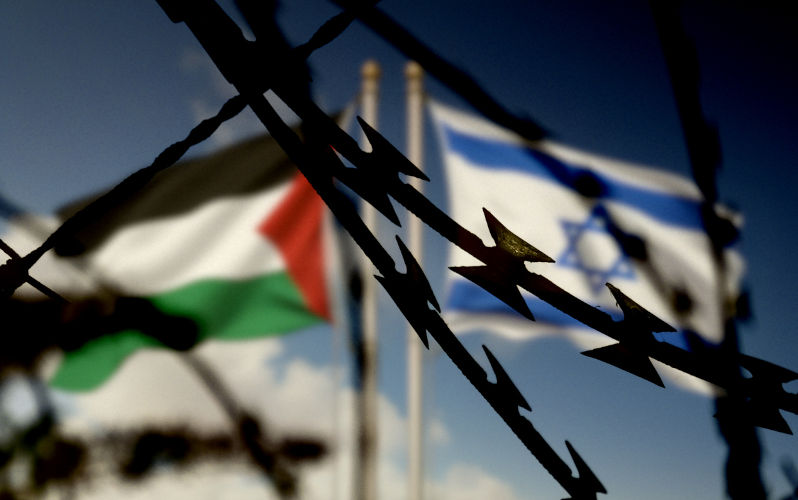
[481,345,531,412]
[450,264,534,320]
[374,237,439,348]
[483,208,554,264]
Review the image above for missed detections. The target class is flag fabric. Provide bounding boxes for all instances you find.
[46,131,336,391]
[429,101,743,367]
[1,195,95,298]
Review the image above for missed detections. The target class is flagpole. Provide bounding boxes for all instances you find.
[405,60,425,500]
[356,59,381,500]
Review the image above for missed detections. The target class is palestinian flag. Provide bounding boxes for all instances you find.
[49,131,336,391]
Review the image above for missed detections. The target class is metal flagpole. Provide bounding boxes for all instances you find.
[356,59,381,500]
[405,60,425,500]
[330,100,359,500]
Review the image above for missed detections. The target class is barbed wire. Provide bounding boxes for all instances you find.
[2,0,796,498]
[150,2,798,498]
[649,2,765,497]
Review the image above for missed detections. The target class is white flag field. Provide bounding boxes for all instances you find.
[429,102,744,390]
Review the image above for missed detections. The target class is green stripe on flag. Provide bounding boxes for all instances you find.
[50,329,160,392]
[51,271,323,391]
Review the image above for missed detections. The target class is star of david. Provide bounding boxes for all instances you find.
[557,205,635,294]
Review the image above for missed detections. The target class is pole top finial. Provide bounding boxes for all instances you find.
[361,59,381,80]
[405,60,423,80]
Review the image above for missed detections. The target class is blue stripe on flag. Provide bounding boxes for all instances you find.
[447,280,591,328]
[443,127,704,230]
[447,280,690,350]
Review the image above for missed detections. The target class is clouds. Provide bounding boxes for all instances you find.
[429,464,522,500]
[51,336,522,499]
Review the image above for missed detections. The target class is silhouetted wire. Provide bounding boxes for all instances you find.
[1,275,304,496]
[0,94,244,305]
[330,0,547,141]
[256,90,607,500]
[6,0,789,497]
[0,373,85,495]
[93,425,321,486]
[261,64,798,428]
[306,0,729,360]
[181,353,300,498]
[648,1,765,498]
[6,1,364,300]
[157,4,608,497]
[0,238,66,303]
[294,1,373,59]
[157,0,798,496]
[110,426,235,480]
[0,5,363,495]
[314,0,796,437]
[0,238,19,259]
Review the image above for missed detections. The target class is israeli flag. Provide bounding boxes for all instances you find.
[429,101,744,389]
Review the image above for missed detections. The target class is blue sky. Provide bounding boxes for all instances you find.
[1,1,797,499]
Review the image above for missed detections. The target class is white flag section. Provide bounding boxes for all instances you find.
[429,101,744,392]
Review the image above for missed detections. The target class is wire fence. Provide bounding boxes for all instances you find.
[0,1,796,499]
